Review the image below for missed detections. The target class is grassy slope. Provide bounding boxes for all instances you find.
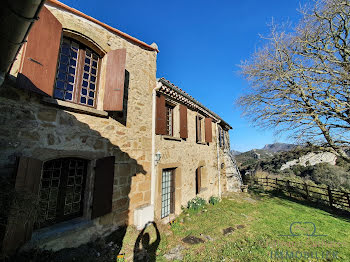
[120,193,350,261]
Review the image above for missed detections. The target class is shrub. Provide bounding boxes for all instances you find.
[209,196,220,205]
[187,197,206,211]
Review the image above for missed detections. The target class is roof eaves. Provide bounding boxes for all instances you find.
[157,78,232,130]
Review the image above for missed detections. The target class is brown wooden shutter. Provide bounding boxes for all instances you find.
[103,49,127,111]
[91,156,115,219]
[17,7,62,96]
[205,117,212,143]
[179,104,188,138]
[3,157,42,254]
[196,116,201,142]
[155,94,167,135]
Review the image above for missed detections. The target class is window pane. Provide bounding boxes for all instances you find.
[56,81,64,89]
[67,84,73,91]
[54,38,79,102]
[69,67,75,75]
[54,89,64,99]
[60,55,69,64]
[80,97,86,104]
[81,88,87,95]
[82,80,88,87]
[64,92,73,101]
[59,63,68,72]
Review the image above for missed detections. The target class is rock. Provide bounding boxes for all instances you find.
[236,225,245,229]
[182,235,205,244]
[222,227,235,235]
[164,245,184,261]
[200,233,214,241]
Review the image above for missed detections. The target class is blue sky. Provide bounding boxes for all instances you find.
[62,0,307,152]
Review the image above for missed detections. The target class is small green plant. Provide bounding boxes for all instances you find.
[187,196,206,211]
[209,196,220,205]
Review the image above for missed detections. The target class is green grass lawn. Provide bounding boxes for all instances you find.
[123,192,350,261]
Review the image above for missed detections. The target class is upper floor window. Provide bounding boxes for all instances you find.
[196,115,203,142]
[166,103,174,136]
[54,38,100,107]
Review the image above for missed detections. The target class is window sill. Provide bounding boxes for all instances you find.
[25,218,94,249]
[42,97,108,117]
[162,135,182,142]
[196,141,208,145]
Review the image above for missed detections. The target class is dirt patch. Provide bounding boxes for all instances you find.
[182,235,205,245]
[222,227,235,235]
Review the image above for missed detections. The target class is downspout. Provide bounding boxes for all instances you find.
[0,0,46,86]
[216,121,222,199]
[151,82,162,209]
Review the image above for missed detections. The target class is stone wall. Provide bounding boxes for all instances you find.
[1,3,157,250]
[154,105,222,221]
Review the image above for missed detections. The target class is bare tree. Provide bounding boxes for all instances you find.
[238,0,350,162]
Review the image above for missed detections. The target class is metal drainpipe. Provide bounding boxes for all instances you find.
[216,121,222,199]
[0,0,46,86]
[151,82,162,209]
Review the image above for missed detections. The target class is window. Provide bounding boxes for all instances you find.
[36,158,88,229]
[166,103,174,136]
[54,37,100,107]
[161,169,175,218]
[196,167,202,194]
[196,115,203,142]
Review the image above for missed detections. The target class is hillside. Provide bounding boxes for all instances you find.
[236,145,350,191]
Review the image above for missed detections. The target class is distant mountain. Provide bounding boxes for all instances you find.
[261,143,296,153]
[231,150,242,155]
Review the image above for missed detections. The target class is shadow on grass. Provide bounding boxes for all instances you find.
[248,185,350,223]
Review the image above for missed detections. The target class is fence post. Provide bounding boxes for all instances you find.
[327,186,333,208]
[286,180,291,197]
[304,183,309,200]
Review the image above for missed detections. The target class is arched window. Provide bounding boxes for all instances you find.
[36,158,88,229]
[54,37,100,108]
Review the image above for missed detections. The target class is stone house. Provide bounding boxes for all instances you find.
[0,0,241,255]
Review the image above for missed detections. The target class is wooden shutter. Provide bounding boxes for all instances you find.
[205,117,212,143]
[179,104,188,138]
[17,7,62,96]
[91,156,115,219]
[3,157,42,254]
[196,116,201,142]
[155,94,167,135]
[103,49,127,111]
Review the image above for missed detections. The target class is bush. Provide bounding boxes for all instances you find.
[209,196,220,205]
[187,197,206,211]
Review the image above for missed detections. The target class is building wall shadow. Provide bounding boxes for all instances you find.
[0,77,149,259]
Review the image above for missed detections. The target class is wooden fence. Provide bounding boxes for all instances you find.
[256,176,350,211]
